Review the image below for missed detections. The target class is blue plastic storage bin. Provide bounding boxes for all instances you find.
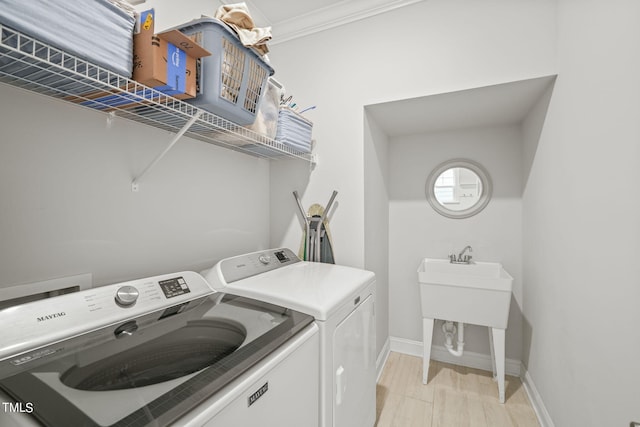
[174,18,274,125]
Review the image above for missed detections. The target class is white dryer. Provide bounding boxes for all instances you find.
[205,248,376,427]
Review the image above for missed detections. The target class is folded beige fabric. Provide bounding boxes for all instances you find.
[215,2,271,55]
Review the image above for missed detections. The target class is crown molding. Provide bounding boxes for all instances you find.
[270,0,425,45]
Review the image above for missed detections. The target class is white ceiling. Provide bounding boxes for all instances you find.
[365,75,557,137]
[234,0,425,44]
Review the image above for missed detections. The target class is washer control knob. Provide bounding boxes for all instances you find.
[258,254,271,265]
[115,286,139,307]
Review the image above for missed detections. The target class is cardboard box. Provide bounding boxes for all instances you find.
[132,9,210,99]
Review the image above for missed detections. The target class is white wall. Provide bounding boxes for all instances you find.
[0,84,270,288]
[388,126,523,359]
[363,111,391,355]
[268,0,557,268]
[522,0,640,425]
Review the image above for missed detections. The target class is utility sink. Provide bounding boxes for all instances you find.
[417,257,513,403]
[417,258,513,329]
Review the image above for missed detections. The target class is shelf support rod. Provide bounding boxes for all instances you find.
[131,111,203,192]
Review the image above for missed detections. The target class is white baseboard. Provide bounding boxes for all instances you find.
[521,369,555,427]
[376,337,391,382]
[389,336,521,377]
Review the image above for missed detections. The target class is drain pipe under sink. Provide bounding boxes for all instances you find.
[442,321,465,357]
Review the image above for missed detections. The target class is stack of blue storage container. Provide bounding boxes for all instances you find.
[275,107,313,153]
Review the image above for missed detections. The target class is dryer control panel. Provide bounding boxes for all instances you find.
[216,248,300,284]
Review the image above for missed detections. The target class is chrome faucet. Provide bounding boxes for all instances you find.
[450,245,473,264]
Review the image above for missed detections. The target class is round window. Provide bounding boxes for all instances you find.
[425,159,492,219]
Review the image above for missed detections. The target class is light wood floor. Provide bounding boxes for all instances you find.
[376,352,540,427]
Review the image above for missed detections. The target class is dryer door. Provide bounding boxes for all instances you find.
[332,294,376,427]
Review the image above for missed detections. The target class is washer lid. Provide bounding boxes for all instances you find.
[208,254,375,321]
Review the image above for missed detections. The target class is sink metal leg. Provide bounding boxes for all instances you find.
[488,326,497,379]
[422,317,435,384]
[491,327,506,403]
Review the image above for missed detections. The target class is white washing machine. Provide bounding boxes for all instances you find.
[205,247,376,427]
[0,271,319,427]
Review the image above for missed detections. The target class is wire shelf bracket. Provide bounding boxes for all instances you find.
[131,111,203,192]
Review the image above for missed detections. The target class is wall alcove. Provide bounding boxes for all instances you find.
[363,75,556,367]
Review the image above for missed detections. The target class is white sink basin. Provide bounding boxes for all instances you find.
[417,258,513,329]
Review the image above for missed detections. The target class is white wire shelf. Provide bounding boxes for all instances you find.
[0,24,314,164]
